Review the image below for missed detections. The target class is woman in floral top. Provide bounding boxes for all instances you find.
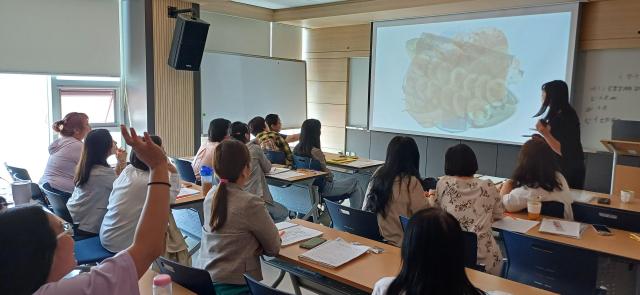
[435,144,505,275]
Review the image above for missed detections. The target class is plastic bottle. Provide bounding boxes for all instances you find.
[200,165,213,196]
[152,274,172,295]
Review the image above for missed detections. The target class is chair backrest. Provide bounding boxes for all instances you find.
[4,163,31,181]
[41,183,73,223]
[244,274,292,295]
[172,208,202,240]
[572,202,640,232]
[265,151,286,165]
[325,200,383,241]
[399,215,480,270]
[157,257,216,295]
[502,230,598,295]
[172,157,197,183]
[541,201,565,218]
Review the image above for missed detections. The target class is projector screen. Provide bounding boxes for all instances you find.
[370,4,579,145]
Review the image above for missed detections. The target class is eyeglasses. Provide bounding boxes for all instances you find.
[56,222,74,239]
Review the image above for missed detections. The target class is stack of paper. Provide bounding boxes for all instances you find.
[279,224,323,246]
[177,187,200,198]
[275,221,298,231]
[269,170,306,180]
[268,167,290,175]
[492,217,539,233]
[298,239,369,268]
[477,175,507,184]
[327,157,358,165]
[538,218,587,239]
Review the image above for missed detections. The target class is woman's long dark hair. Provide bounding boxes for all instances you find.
[293,119,321,157]
[209,140,250,231]
[0,206,57,295]
[534,80,571,121]
[387,208,484,295]
[74,129,113,186]
[229,121,250,144]
[511,139,561,191]
[207,118,231,142]
[130,136,162,171]
[364,136,421,217]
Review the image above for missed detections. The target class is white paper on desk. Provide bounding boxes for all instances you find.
[275,221,298,231]
[538,218,587,239]
[346,159,384,168]
[486,291,513,295]
[268,167,290,175]
[281,225,323,246]
[298,239,369,268]
[177,187,200,198]
[492,217,539,233]
[477,175,507,184]
[270,170,305,179]
[571,190,595,203]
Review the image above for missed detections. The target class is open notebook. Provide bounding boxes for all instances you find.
[538,218,588,239]
[298,239,369,269]
[277,222,323,246]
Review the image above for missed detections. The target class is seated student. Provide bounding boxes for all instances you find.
[67,129,127,235]
[363,136,432,247]
[294,119,364,209]
[0,126,173,295]
[229,121,289,222]
[265,113,300,143]
[373,208,485,295]
[196,140,280,295]
[193,118,231,179]
[435,144,504,275]
[40,112,91,194]
[100,135,180,253]
[501,138,574,220]
[249,116,293,166]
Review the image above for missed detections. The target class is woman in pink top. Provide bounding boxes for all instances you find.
[192,118,230,179]
[0,126,172,295]
[40,112,91,193]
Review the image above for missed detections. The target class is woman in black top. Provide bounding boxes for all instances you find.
[534,80,585,189]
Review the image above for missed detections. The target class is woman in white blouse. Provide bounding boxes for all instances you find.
[435,144,504,275]
[500,138,574,220]
[100,135,180,253]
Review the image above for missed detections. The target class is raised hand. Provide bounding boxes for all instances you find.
[120,125,166,170]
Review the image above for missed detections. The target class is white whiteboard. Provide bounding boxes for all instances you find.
[200,51,307,131]
[574,48,640,151]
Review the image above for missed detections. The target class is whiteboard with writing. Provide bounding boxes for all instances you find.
[573,48,640,151]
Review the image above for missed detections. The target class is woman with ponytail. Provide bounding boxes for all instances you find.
[195,139,281,295]
[40,112,91,193]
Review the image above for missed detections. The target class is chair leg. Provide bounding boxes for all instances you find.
[289,273,303,295]
[270,270,286,288]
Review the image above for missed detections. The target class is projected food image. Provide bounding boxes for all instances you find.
[402,28,522,132]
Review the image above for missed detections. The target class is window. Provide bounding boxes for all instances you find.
[60,89,116,125]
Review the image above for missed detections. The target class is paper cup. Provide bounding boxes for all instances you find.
[621,190,634,203]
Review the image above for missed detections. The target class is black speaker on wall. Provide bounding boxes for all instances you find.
[168,15,210,71]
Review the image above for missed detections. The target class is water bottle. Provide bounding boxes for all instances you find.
[152,274,172,295]
[200,165,213,197]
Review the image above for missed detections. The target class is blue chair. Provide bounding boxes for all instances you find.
[41,182,73,223]
[325,200,383,241]
[265,151,286,165]
[245,274,292,295]
[172,208,202,256]
[74,236,115,265]
[572,202,640,232]
[541,201,565,219]
[157,257,216,295]
[400,215,482,271]
[293,155,349,203]
[172,157,197,183]
[501,230,599,295]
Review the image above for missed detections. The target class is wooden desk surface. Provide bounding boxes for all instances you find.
[266,168,327,182]
[323,152,384,170]
[279,220,556,295]
[139,269,196,295]
[174,183,203,206]
[577,189,640,213]
[507,212,640,261]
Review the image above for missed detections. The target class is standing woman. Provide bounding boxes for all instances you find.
[40,112,91,194]
[534,80,585,189]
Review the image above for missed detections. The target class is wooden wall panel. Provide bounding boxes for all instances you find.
[306,24,371,53]
[152,0,195,157]
[307,103,347,128]
[306,58,348,81]
[320,126,347,153]
[613,164,640,197]
[307,81,347,104]
[580,0,640,50]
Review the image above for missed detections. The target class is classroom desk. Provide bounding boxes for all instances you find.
[274,219,556,295]
[266,169,327,222]
[499,212,640,262]
[577,189,640,213]
[323,152,384,196]
[174,182,203,206]
[139,269,195,295]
